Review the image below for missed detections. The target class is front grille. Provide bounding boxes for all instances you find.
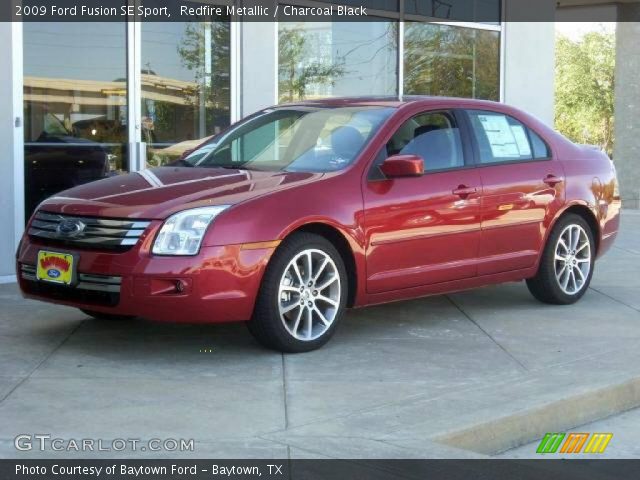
[28,211,151,251]
[20,264,121,306]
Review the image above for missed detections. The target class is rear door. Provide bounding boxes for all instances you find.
[362,109,482,294]
[464,109,565,276]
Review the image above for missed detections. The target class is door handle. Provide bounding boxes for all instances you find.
[452,185,477,198]
[544,174,563,186]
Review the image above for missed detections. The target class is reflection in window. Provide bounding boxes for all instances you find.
[387,111,464,171]
[278,21,398,103]
[142,18,231,166]
[23,22,128,221]
[404,22,500,101]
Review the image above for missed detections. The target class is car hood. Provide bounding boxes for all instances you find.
[38,167,323,219]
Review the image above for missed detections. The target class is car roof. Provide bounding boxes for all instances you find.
[277,95,505,110]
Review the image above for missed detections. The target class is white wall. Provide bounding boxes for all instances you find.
[241,22,277,117]
[0,22,23,280]
[614,5,640,208]
[503,15,556,126]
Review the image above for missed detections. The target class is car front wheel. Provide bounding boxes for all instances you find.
[526,213,595,305]
[248,232,347,353]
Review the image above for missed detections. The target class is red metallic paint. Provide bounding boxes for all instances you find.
[364,167,482,293]
[475,160,565,276]
[16,97,621,323]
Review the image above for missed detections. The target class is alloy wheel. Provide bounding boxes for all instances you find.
[554,224,592,295]
[278,249,341,341]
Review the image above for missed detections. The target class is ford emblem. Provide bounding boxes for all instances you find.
[56,218,86,238]
[47,269,61,278]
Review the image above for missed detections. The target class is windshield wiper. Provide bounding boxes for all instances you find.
[219,164,250,171]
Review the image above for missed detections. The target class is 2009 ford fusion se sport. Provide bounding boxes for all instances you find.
[17,97,620,352]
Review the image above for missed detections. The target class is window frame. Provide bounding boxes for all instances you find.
[460,109,553,168]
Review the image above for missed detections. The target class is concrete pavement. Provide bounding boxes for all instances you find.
[1,211,639,459]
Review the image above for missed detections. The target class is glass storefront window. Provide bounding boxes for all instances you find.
[23,22,128,220]
[141,18,231,167]
[404,22,500,101]
[278,21,398,103]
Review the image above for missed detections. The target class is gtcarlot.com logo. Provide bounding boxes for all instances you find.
[537,432,613,454]
[15,434,195,453]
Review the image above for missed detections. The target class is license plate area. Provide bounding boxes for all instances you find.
[36,250,78,286]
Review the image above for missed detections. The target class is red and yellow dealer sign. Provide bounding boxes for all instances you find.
[36,251,74,285]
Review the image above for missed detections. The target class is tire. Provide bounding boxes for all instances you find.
[80,309,135,321]
[526,213,595,305]
[247,232,348,353]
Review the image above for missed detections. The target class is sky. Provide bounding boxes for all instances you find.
[556,22,616,40]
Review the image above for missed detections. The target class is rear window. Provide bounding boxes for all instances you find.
[467,110,550,164]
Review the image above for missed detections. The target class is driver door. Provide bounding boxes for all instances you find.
[362,110,482,294]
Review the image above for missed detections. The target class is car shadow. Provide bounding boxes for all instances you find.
[30,284,542,363]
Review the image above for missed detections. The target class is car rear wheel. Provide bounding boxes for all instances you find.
[526,213,595,305]
[248,232,347,353]
[79,309,135,321]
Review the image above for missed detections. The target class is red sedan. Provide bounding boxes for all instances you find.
[17,97,621,352]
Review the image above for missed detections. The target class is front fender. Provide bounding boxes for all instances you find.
[205,172,368,306]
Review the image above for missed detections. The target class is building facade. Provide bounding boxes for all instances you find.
[0,0,559,281]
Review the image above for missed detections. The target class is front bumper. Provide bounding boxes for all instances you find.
[16,230,276,323]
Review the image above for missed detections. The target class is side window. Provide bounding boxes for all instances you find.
[467,110,550,164]
[529,129,551,159]
[386,111,464,172]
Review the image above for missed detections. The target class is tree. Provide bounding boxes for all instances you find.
[555,31,615,156]
[278,26,346,103]
[403,23,500,101]
[177,21,231,127]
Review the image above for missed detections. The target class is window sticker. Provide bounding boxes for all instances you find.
[477,114,520,158]
[510,125,532,157]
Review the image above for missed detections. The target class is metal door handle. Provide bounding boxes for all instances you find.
[544,175,563,186]
[452,185,477,198]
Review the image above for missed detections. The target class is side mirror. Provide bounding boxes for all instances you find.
[380,154,424,178]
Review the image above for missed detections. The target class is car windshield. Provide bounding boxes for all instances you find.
[182,106,395,172]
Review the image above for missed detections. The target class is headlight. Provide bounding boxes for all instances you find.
[152,205,230,256]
